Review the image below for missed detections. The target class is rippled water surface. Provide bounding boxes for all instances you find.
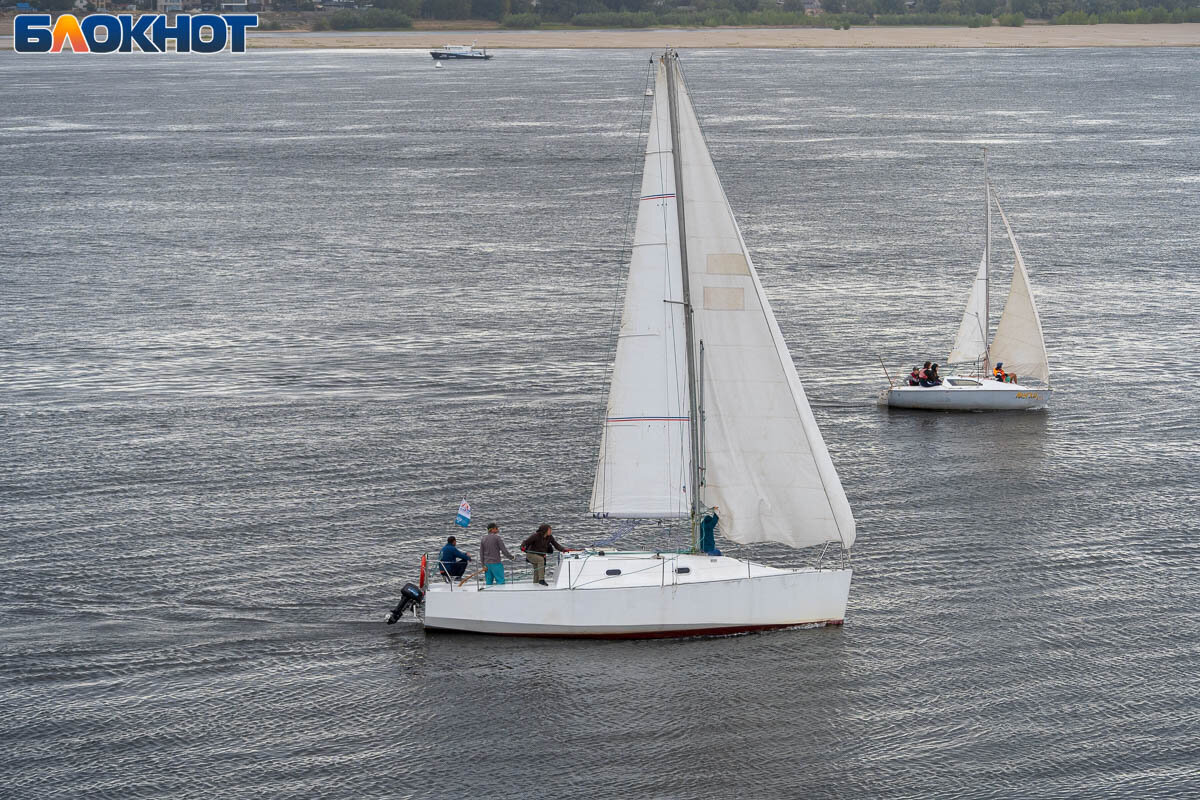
[1,48,1197,799]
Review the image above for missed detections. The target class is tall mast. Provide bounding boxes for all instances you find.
[983,147,992,372]
[664,50,704,539]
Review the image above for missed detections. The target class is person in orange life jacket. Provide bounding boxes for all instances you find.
[438,535,471,580]
[521,523,568,586]
[994,362,1016,383]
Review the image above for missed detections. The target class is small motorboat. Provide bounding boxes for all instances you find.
[429,42,491,60]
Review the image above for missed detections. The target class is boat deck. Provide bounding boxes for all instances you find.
[421,551,851,637]
[426,551,808,594]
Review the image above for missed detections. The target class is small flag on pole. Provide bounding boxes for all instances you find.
[455,499,471,528]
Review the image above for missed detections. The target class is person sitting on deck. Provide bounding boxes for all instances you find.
[993,362,1014,383]
[919,361,941,387]
[438,535,471,580]
[907,366,921,386]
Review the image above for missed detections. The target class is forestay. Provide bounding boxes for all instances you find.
[990,198,1050,385]
[672,66,855,550]
[947,251,989,365]
[589,64,691,520]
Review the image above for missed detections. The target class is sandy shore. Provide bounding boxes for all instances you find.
[248,23,1200,49]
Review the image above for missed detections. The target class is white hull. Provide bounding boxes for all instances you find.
[883,379,1051,411]
[422,552,850,638]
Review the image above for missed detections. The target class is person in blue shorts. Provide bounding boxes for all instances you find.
[479,523,514,585]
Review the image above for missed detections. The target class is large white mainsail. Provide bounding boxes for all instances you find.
[672,66,856,549]
[589,64,691,519]
[989,198,1050,385]
[947,252,989,365]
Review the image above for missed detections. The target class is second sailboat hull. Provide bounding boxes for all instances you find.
[883,381,1051,411]
[422,553,851,638]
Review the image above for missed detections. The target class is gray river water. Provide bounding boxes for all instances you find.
[1,46,1197,798]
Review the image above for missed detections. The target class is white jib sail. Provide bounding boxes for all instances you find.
[989,198,1050,385]
[589,62,691,520]
[672,65,855,549]
[947,251,989,365]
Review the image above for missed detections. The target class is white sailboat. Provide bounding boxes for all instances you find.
[410,50,856,638]
[884,153,1052,411]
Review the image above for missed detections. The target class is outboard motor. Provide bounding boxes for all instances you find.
[385,583,425,625]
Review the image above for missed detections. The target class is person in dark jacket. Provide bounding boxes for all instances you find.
[917,361,932,387]
[521,523,568,586]
[438,535,471,580]
[920,362,942,387]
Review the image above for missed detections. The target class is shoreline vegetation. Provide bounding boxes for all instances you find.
[1,13,1198,46]
[251,0,1200,33]
[242,21,1200,46]
[288,6,1199,30]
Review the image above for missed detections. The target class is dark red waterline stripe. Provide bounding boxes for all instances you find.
[425,619,844,639]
